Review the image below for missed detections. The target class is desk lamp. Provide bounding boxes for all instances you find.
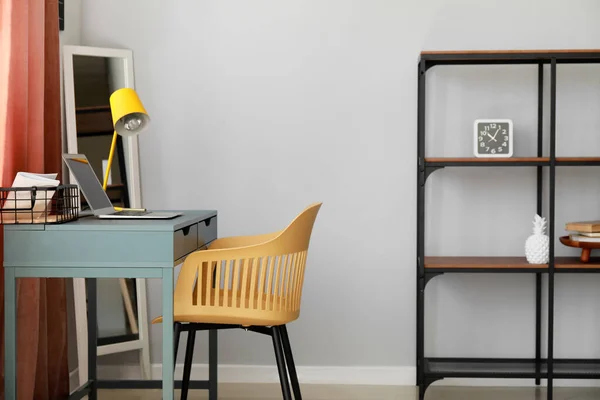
[104,88,150,210]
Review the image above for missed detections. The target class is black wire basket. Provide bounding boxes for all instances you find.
[0,184,79,224]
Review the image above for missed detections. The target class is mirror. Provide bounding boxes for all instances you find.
[62,45,151,383]
[63,45,142,209]
[73,56,129,207]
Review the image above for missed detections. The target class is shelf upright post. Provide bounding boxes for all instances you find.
[547,57,557,400]
[416,58,427,395]
[535,62,544,386]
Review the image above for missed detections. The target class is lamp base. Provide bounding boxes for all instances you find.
[114,207,147,212]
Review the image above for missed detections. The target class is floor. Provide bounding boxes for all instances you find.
[97,384,600,400]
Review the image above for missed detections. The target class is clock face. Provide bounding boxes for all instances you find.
[474,120,512,157]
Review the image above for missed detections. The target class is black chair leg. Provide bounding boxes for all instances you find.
[209,329,218,400]
[280,325,302,399]
[272,326,293,400]
[174,322,182,372]
[181,327,197,400]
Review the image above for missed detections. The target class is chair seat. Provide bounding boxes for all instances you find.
[153,288,299,326]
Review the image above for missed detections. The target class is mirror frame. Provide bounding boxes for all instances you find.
[62,45,143,208]
[62,45,151,387]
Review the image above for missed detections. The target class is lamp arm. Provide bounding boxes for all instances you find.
[102,130,119,191]
[102,131,146,213]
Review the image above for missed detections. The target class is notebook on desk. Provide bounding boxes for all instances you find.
[63,154,181,220]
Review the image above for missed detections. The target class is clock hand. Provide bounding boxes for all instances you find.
[491,128,501,140]
[487,133,497,142]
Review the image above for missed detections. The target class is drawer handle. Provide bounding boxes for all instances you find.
[203,217,212,227]
[181,226,192,236]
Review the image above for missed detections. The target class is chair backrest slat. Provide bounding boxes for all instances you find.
[294,251,307,310]
[223,260,231,307]
[240,258,250,309]
[204,262,212,306]
[231,259,241,307]
[257,256,269,311]
[249,258,258,310]
[283,253,294,311]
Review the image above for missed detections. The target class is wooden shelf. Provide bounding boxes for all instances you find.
[556,157,600,166]
[421,49,600,56]
[555,257,600,271]
[419,49,600,65]
[425,256,547,271]
[423,157,600,167]
[425,157,548,166]
[425,157,547,163]
[424,256,600,272]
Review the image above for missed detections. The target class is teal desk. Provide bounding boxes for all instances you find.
[3,210,218,400]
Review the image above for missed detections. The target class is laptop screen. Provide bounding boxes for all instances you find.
[64,156,114,211]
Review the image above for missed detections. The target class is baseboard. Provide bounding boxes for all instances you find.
[96,364,600,388]
[97,364,415,386]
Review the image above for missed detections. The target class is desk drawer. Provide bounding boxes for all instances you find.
[173,216,217,261]
[198,216,217,248]
[174,223,198,261]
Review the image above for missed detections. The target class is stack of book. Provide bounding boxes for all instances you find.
[566,220,600,242]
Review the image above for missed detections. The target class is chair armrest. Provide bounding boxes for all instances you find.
[177,237,283,306]
[188,237,277,264]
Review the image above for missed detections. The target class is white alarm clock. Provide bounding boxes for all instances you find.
[473,119,513,158]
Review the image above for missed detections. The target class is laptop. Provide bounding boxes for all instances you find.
[63,154,181,219]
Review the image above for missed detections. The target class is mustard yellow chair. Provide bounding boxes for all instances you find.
[153,203,322,400]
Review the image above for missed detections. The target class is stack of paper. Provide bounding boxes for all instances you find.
[2,172,59,219]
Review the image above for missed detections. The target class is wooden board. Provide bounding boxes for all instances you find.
[556,157,600,163]
[424,256,600,270]
[424,157,600,164]
[555,257,600,269]
[425,157,548,163]
[424,256,547,269]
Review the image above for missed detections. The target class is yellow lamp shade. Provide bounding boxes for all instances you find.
[109,88,150,137]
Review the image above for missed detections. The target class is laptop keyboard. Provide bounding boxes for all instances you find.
[111,210,150,216]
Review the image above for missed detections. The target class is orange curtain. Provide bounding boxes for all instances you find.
[0,0,69,399]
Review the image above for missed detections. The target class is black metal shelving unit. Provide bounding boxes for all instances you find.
[417,49,600,400]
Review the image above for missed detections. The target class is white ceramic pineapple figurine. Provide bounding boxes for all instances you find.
[525,214,549,264]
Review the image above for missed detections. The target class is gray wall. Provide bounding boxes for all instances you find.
[80,0,600,368]
[107,57,127,94]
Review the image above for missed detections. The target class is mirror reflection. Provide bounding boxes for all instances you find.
[72,54,139,343]
[73,55,130,208]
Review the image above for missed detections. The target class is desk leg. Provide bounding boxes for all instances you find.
[162,268,174,400]
[4,267,16,399]
[87,278,98,400]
